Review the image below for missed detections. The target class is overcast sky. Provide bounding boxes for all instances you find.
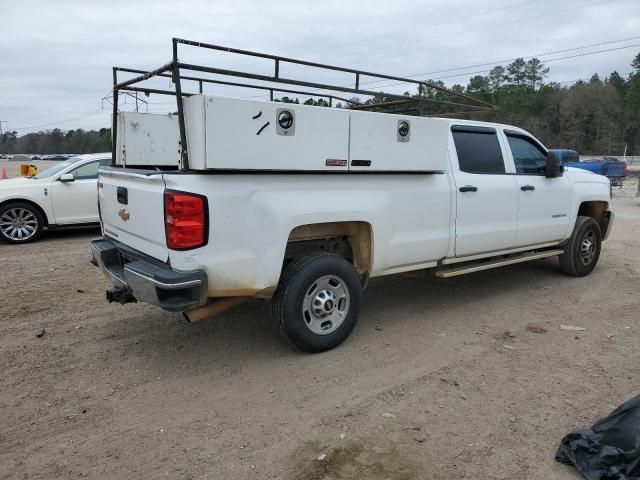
[2,0,639,134]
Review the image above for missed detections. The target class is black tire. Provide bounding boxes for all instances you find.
[559,216,602,277]
[272,252,362,353]
[0,202,44,244]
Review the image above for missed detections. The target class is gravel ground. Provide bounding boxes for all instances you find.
[0,179,638,480]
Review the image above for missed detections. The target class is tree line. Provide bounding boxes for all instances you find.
[2,52,640,156]
[0,128,111,155]
[414,52,640,155]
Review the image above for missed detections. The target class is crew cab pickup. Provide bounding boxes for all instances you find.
[92,40,613,352]
[91,93,613,353]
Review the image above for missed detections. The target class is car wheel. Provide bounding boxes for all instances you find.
[272,252,362,353]
[0,202,44,244]
[559,216,602,277]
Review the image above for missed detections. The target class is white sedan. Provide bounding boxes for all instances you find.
[0,153,111,244]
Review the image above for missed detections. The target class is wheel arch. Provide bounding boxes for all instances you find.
[0,198,49,226]
[284,221,373,282]
[576,200,609,238]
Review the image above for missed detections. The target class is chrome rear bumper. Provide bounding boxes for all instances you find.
[90,238,207,312]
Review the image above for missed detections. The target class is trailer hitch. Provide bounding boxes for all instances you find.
[106,288,137,305]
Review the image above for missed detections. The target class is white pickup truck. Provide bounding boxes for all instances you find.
[91,94,613,353]
[92,42,613,352]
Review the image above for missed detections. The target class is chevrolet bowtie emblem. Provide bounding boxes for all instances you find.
[118,208,130,221]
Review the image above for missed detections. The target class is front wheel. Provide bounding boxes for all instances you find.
[0,202,44,244]
[272,252,362,353]
[559,216,602,276]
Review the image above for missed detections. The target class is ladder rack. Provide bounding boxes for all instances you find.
[111,37,498,169]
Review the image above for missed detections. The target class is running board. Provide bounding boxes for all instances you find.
[436,249,564,278]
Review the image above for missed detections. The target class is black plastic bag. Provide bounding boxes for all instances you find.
[556,394,640,480]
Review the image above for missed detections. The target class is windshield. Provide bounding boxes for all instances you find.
[33,158,80,179]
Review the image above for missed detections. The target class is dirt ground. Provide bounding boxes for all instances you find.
[1,179,639,480]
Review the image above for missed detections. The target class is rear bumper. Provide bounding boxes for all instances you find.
[90,238,207,312]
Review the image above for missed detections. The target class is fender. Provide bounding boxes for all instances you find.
[0,188,54,226]
[565,171,610,240]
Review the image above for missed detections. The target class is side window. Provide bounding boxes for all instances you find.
[507,135,547,174]
[99,158,112,167]
[452,130,505,174]
[69,160,100,180]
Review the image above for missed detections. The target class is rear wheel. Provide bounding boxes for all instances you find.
[272,252,362,353]
[0,202,44,244]
[559,216,602,276]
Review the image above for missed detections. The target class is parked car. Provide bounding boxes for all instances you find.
[561,153,628,187]
[0,153,110,244]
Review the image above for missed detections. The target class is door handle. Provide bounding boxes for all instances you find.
[459,185,478,192]
[520,185,535,191]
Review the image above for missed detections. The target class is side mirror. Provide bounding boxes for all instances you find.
[58,173,75,183]
[545,151,565,178]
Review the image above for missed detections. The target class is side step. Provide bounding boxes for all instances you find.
[435,249,564,278]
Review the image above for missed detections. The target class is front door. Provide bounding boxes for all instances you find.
[451,126,519,257]
[50,159,103,224]
[503,131,572,246]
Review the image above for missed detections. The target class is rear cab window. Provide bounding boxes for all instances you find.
[451,126,505,174]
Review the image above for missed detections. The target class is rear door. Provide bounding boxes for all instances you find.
[503,130,572,246]
[451,125,519,257]
[98,168,169,261]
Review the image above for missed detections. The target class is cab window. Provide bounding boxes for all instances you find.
[506,135,547,174]
[68,159,109,180]
[452,128,505,174]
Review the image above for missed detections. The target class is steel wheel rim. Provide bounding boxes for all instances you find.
[0,208,38,241]
[302,274,351,335]
[579,229,597,266]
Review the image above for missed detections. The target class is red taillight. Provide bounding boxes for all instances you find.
[164,191,208,250]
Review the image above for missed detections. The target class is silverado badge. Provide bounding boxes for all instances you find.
[118,208,130,221]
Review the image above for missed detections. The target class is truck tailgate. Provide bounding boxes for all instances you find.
[98,168,168,262]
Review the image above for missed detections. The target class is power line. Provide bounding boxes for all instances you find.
[12,111,105,131]
[243,34,639,102]
[332,0,618,62]
[140,0,547,104]
[299,0,542,56]
[12,1,631,131]
[432,43,640,82]
[53,2,626,126]
[232,0,621,102]
[12,99,148,131]
[368,35,640,82]
[343,42,640,93]
[79,121,111,130]
[25,41,635,131]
